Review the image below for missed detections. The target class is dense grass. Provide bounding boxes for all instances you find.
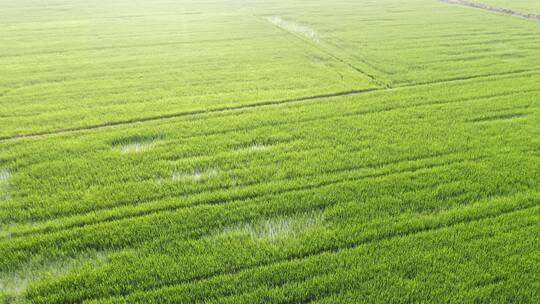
[1,0,539,303]
[258,0,540,85]
[0,0,378,138]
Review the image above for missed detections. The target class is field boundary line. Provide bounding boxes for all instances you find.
[398,69,537,88]
[0,88,378,142]
[2,68,539,142]
[440,0,540,21]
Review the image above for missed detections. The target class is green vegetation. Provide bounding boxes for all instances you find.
[475,0,540,14]
[0,0,539,303]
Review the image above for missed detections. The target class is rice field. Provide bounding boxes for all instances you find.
[0,0,539,303]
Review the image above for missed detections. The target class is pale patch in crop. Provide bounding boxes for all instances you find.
[222,210,325,242]
[118,141,153,154]
[112,135,157,154]
[0,251,108,302]
[267,16,320,43]
[236,143,270,153]
[172,168,218,182]
[248,143,268,151]
[0,169,11,200]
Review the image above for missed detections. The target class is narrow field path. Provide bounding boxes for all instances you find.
[441,0,540,20]
[1,68,537,142]
[0,88,377,142]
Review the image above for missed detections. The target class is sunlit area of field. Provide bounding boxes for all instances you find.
[0,0,539,303]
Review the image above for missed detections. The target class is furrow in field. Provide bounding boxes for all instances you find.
[440,0,540,21]
[398,68,540,87]
[384,31,535,46]
[467,112,530,123]
[4,150,469,240]
[2,67,539,143]
[0,88,378,142]
[377,34,538,52]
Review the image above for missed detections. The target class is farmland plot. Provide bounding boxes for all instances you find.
[0,0,539,303]
[259,0,540,86]
[0,0,377,138]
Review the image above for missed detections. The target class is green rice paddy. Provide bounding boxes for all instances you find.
[1,0,539,303]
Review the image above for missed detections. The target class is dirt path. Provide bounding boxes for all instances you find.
[441,0,540,21]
